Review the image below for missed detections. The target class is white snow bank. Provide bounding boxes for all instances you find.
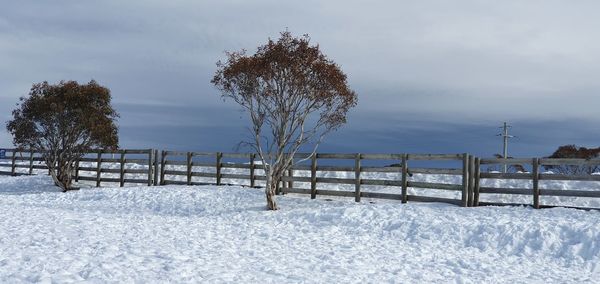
[0,175,599,283]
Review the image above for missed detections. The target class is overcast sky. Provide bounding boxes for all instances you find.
[1,0,599,156]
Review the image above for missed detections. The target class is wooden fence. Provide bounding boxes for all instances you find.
[2,147,600,210]
[476,157,600,210]
[0,148,158,187]
[159,151,471,206]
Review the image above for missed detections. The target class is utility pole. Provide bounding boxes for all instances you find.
[497,122,515,173]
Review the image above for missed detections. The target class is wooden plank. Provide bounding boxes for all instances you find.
[281,176,311,183]
[401,154,408,203]
[76,176,97,182]
[191,172,218,178]
[288,169,294,190]
[100,158,120,163]
[164,160,187,166]
[407,195,462,206]
[539,158,600,166]
[479,187,532,195]
[100,177,121,183]
[315,189,355,197]
[461,153,468,207]
[250,154,256,187]
[474,158,481,206]
[147,149,153,186]
[78,158,98,162]
[10,150,16,176]
[479,158,534,165]
[468,155,475,207]
[124,159,148,164]
[316,177,356,185]
[361,179,403,186]
[96,152,102,187]
[123,178,151,184]
[409,168,462,175]
[190,181,215,186]
[539,174,600,181]
[164,151,187,156]
[160,150,166,185]
[360,153,403,160]
[355,153,361,202]
[163,180,188,185]
[316,165,354,172]
[317,153,356,159]
[153,149,159,186]
[100,168,121,173]
[221,173,251,179]
[311,154,317,199]
[282,187,311,194]
[123,149,152,154]
[408,181,463,191]
[32,165,48,170]
[360,166,402,173]
[532,158,540,209]
[480,173,533,180]
[164,170,187,176]
[188,152,215,157]
[540,189,600,198]
[220,163,252,169]
[124,169,148,174]
[221,153,252,159]
[216,152,222,185]
[186,152,192,185]
[477,201,531,207]
[119,152,125,187]
[360,192,403,200]
[408,154,462,161]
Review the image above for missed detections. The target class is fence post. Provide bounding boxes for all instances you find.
[310,153,317,199]
[29,150,34,175]
[401,154,408,203]
[96,151,102,187]
[250,154,256,187]
[532,158,540,209]
[461,153,469,207]
[216,152,222,185]
[147,149,153,186]
[10,149,16,176]
[160,150,166,185]
[153,149,159,186]
[288,168,293,190]
[74,156,80,182]
[473,157,481,206]
[355,153,361,202]
[119,150,125,187]
[468,155,475,207]
[186,152,193,185]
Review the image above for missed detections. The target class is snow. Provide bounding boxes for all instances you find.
[1,174,599,283]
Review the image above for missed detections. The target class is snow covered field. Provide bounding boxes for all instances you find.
[0,175,599,283]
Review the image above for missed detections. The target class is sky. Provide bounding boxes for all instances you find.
[1,0,599,158]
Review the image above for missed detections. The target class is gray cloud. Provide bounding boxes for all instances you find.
[1,0,599,154]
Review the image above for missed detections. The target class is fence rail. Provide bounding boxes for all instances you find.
[1,148,600,210]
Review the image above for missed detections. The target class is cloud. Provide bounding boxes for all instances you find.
[1,0,599,151]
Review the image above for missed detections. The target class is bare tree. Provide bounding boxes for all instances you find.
[6,80,119,191]
[212,31,357,210]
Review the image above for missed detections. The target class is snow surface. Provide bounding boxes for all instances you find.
[1,175,600,283]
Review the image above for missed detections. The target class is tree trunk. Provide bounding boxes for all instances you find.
[265,179,278,210]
